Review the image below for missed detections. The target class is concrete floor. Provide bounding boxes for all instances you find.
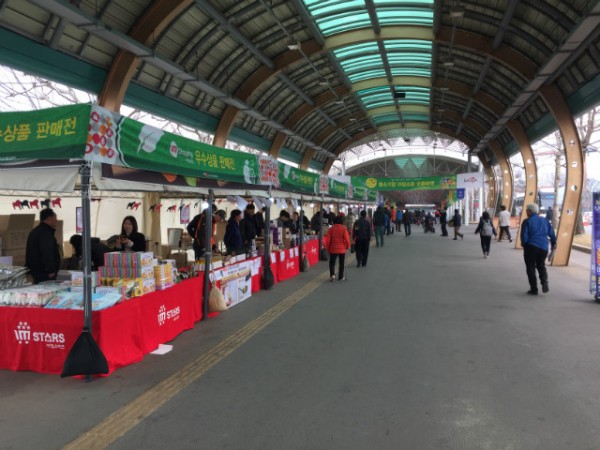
[2,225,600,450]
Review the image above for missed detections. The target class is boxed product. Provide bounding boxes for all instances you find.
[142,277,156,294]
[95,286,123,301]
[99,277,144,299]
[103,251,154,268]
[45,292,83,309]
[70,271,100,288]
[98,265,155,280]
[0,285,63,307]
[154,263,175,290]
[194,256,223,271]
[45,291,122,310]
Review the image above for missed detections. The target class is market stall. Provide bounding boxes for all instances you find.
[0,103,367,376]
[0,275,203,374]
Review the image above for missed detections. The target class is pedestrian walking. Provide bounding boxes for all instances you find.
[497,205,512,242]
[395,208,403,232]
[372,206,386,247]
[402,209,412,236]
[439,208,448,236]
[452,209,464,240]
[474,211,496,258]
[352,210,372,268]
[521,203,557,295]
[325,216,351,281]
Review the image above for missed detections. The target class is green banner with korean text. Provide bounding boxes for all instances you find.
[351,175,457,191]
[86,105,260,183]
[329,178,348,199]
[353,185,367,201]
[0,104,90,161]
[277,162,319,195]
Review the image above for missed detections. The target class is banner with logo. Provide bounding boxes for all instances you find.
[0,104,90,161]
[352,185,366,201]
[329,178,348,199]
[456,172,484,189]
[86,104,261,184]
[258,155,280,186]
[319,175,329,195]
[278,162,319,195]
[592,192,600,299]
[351,175,456,191]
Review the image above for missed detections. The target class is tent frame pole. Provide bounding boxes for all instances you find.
[201,191,213,321]
[81,162,93,332]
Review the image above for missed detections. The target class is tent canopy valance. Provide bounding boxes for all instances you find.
[0,104,367,200]
[0,104,459,199]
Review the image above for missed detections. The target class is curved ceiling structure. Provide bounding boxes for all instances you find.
[0,0,599,173]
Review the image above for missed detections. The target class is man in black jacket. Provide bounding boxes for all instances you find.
[26,208,61,284]
[372,206,386,247]
[352,210,372,267]
[439,208,448,237]
[187,204,217,259]
[240,204,258,251]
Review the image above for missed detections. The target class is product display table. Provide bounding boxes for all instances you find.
[1,247,320,375]
[0,276,203,375]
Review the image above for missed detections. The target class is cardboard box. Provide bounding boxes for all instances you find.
[215,222,227,242]
[0,214,35,250]
[167,252,187,268]
[1,248,25,266]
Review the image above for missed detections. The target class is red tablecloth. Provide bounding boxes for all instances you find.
[0,276,204,375]
[304,239,319,267]
[1,249,311,375]
[276,248,300,282]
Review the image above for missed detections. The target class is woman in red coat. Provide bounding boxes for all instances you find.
[325,216,351,281]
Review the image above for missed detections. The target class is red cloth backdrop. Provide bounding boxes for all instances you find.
[0,276,204,375]
[304,239,319,267]
[1,246,318,376]
[276,248,300,282]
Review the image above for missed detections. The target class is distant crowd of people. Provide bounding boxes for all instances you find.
[24,199,557,297]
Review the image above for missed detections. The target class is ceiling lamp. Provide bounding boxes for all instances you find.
[318,78,329,86]
[450,5,465,18]
[442,59,455,67]
[287,41,301,51]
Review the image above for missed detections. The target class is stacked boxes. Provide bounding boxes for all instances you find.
[0,284,67,307]
[99,251,156,298]
[154,263,175,290]
[69,271,101,290]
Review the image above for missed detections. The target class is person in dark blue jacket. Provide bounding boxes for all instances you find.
[520,203,557,295]
[224,209,244,255]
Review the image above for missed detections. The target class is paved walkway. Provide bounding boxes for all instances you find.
[2,225,600,449]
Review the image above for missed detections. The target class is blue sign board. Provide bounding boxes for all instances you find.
[592,192,600,301]
[456,188,465,200]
